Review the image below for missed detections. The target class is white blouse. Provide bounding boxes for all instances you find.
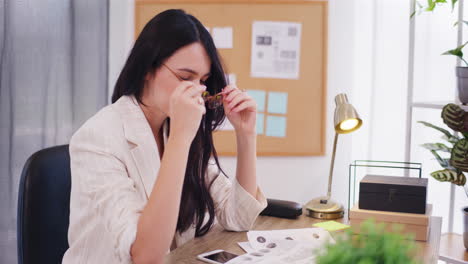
[62,95,268,264]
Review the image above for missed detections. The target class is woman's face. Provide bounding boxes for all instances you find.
[142,42,212,116]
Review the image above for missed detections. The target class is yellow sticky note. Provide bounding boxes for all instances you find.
[313,221,351,232]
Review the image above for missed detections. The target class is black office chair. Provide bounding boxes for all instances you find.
[17,145,71,264]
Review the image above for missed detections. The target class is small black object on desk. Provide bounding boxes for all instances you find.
[260,198,303,219]
[359,175,428,214]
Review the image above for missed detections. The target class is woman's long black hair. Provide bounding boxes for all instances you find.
[112,9,227,236]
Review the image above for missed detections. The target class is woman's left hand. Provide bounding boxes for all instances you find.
[222,85,257,136]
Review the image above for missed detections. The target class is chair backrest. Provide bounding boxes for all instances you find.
[17,145,71,264]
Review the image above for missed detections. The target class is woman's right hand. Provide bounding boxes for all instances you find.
[168,81,206,144]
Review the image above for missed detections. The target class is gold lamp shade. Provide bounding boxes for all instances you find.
[334,93,362,134]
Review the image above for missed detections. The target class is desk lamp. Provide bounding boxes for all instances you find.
[306,93,362,219]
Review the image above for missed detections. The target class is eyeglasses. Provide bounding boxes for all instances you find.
[162,63,224,109]
[202,91,223,109]
[162,63,184,82]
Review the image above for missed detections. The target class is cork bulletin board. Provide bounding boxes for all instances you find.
[135,0,328,156]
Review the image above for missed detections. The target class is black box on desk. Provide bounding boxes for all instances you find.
[359,175,428,214]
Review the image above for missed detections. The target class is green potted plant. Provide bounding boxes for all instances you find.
[419,103,468,248]
[315,220,420,264]
[443,43,468,104]
[412,0,468,104]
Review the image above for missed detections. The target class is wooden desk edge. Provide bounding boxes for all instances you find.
[428,216,442,264]
[165,215,443,263]
[439,232,468,264]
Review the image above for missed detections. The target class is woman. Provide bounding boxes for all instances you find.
[62,9,267,264]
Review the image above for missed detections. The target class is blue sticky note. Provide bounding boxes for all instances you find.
[256,113,264,135]
[247,90,266,112]
[266,116,287,137]
[267,92,288,114]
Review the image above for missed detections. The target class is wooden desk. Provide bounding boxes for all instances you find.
[439,233,468,264]
[164,213,442,264]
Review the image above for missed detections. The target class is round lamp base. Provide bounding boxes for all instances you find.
[305,197,344,220]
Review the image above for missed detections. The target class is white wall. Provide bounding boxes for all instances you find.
[108,0,357,207]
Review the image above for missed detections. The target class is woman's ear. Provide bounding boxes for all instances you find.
[144,71,153,82]
[145,67,162,83]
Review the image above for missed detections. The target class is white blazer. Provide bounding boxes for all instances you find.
[62,95,268,264]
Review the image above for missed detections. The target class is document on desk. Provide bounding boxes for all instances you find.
[229,228,334,264]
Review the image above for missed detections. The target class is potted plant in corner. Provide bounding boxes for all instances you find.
[412,0,468,104]
[443,42,468,104]
[419,103,468,249]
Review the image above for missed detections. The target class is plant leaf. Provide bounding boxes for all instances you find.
[442,134,461,144]
[315,220,419,264]
[418,121,453,138]
[426,0,436,11]
[453,20,468,27]
[442,103,467,132]
[452,0,458,10]
[431,169,457,181]
[430,169,466,186]
[410,1,431,18]
[429,150,457,170]
[450,138,468,171]
[421,143,451,152]
[443,41,468,54]
[442,47,464,57]
[430,150,453,169]
[442,42,468,65]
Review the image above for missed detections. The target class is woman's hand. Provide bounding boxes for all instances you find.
[169,81,206,144]
[223,85,257,136]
